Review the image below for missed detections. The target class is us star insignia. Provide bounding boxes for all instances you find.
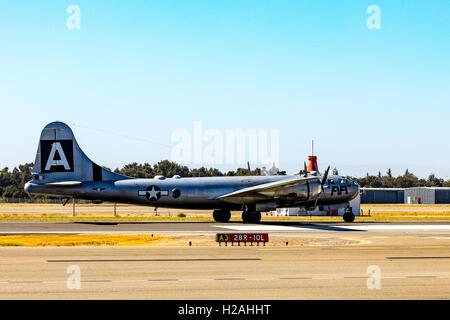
[138,185,169,201]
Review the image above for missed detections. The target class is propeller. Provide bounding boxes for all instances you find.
[321,166,330,187]
[303,162,307,177]
[312,166,330,209]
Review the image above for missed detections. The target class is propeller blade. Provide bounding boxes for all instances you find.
[303,162,307,177]
[321,166,330,186]
[313,165,330,209]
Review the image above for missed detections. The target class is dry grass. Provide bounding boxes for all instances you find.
[0,234,170,247]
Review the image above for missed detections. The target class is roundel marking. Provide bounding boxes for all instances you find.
[138,186,169,201]
[145,185,161,201]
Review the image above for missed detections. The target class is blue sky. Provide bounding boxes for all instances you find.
[0,1,449,178]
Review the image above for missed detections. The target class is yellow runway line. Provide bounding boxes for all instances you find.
[337,246,386,250]
[257,248,318,251]
[409,246,448,249]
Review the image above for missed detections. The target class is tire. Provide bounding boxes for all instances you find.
[250,211,261,223]
[222,210,231,222]
[213,209,231,222]
[242,211,250,223]
[343,212,355,223]
[242,211,261,223]
[213,210,223,222]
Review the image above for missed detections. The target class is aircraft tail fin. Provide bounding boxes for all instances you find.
[31,121,129,184]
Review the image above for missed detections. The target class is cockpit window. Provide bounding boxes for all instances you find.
[328,179,334,185]
[339,179,347,184]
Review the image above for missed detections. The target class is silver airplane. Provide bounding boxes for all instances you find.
[25,122,360,223]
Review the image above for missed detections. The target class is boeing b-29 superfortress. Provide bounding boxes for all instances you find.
[25,122,360,223]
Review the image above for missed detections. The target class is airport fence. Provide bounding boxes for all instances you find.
[0,197,91,204]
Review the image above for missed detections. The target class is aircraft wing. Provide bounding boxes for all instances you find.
[213,175,320,202]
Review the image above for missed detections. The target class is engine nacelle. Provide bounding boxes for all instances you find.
[280,180,321,202]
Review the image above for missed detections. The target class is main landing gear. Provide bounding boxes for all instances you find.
[213,209,231,223]
[242,210,261,224]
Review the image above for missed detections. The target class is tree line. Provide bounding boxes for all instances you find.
[1,161,449,200]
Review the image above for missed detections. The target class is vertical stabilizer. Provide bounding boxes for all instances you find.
[31,122,129,184]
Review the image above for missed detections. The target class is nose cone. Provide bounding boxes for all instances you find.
[351,182,360,200]
[24,182,31,193]
[24,181,36,194]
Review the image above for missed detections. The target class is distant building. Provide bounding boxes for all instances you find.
[361,188,404,204]
[361,187,450,204]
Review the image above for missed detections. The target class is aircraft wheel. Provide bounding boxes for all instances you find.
[343,212,355,223]
[242,211,261,223]
[250,211,261,223]
[213,209,231,222]
[242,211,249,223]
[221,210,231,222]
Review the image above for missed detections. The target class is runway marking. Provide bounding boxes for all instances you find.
[257,248,318,251]
[386,256,450,260]
[46,258,261,263]
[1,275,448,286]
[216,224,450,232]
[179,278,212,282]
[337,246,386,250]
[216,225,309,231]
[410,246,447,249]
[147,279,178,282]
[339,225,450,231]
[0,231,220,235]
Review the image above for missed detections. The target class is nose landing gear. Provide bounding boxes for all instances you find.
[343,207,355,222]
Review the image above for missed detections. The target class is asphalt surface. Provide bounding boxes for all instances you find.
[1,221,450,234]
[0,221,449,299]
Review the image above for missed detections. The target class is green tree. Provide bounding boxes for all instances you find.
[114,162,153,178]
[425,174,444,187]
[153,160,190,177]
[395,169,419,188]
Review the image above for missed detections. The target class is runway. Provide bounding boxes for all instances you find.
[1,221,450,234]
[0,221,450,299]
